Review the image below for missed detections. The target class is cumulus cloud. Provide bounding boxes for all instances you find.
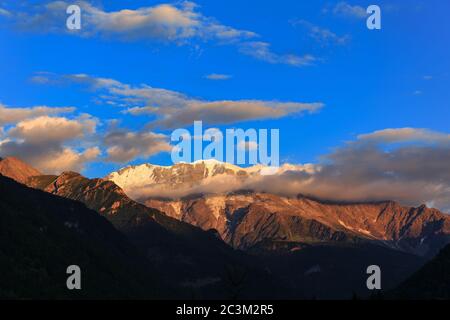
[239,42,316,67]
[87,1,256,42]
[0,115,99,174]
[0,102,173,170]
[104,129,172,163]
[33,73,324,128]
[8,115,95,143]
[259,129,450,211]
[32,146,100,174]
[0,103,75,126]
[11,1,256,43]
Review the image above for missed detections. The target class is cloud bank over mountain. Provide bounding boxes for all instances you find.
[107,128,450,212]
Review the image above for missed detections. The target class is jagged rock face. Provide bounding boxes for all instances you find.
[107,160,250,190]
[28,172,148,220]
[105,160,252,201]
[146,193,450,256]
[0,157,41,184]
[146,194,355,249]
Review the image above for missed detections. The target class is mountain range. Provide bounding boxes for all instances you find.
[108,160,450,257]
[1,156,449,299]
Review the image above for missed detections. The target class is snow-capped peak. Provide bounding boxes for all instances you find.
[105,160,317,199]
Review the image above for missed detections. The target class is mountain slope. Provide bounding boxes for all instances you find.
[259,243,424,299]
[0,156,41,184]
[26,172,287,299]
[0,174,166,299]
[391,244,450,299]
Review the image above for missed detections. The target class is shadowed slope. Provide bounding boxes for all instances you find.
[27,172,287,299]
[391,244,450,299]
[0,174,168,299]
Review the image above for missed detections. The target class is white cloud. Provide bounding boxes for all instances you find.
[204,73,232,80]
[332,2,367,19]
[35,146,100,174]
[0,115,99,174]
[8,115,95,143]
[239,42,316,67]
[0,104,173,169]
[13,1,257,43]
[357,128,450,144]
[148,100,323,129]
[0,8,11,17]
[9,1,319,66]
[34,73,324,129]
[104,129,172,163]
[274,128,450,211]
[291,20,351,45]
[84,1,257,42]
[0,104,75,126]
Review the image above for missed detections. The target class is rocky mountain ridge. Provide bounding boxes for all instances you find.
[145,192,450,256]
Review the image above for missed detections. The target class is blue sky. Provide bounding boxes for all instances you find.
[0,0,449,182]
